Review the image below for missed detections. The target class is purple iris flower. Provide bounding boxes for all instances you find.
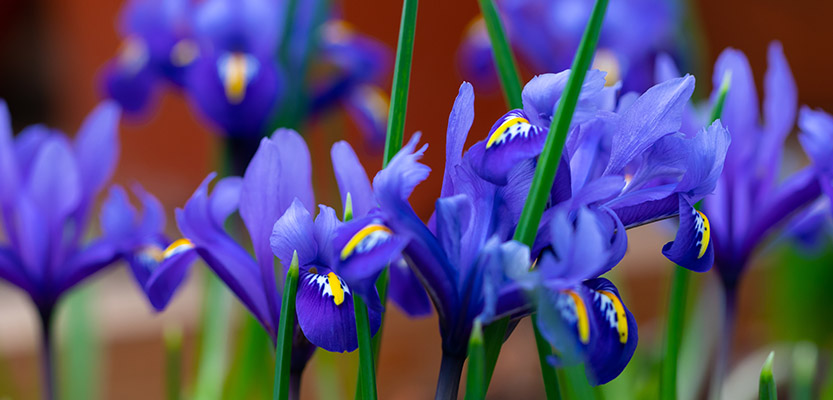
[183,0,284,137]
[0,100,171,319]
[458,0,681,92]
[510,203,637,385]
[672,43,833,295]
[146,129,429,369]
[468,70,729,273]
[102,0,195,113]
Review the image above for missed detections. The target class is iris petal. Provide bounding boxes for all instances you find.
[661,196,714,272]
[295,269,381,353]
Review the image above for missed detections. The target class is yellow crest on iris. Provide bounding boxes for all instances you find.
[486,116,529,148]
[340,224,392,260]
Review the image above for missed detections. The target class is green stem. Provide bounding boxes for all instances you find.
[532,315,562,400]
[476,0,523,109]
[38,307,55,400]
[273,252,300,400]
[660,266,690,400]
[465,320,486,400]
[354,296,378,400]
[759,352,776,400]
[383,0,419,167]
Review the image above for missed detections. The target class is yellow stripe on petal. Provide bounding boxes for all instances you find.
[599,290,628,344]
[327,272,345,306]
[340,224,392,260]
[224,53,249,104]
[162,238,194,259]
[696,211,711,259]
[486,116,529,148]
[567,290,590,344]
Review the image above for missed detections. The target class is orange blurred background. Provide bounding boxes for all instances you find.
[0,0,832,398]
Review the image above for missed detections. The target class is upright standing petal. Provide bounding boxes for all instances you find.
[74,102,121,198]
[331,141,374,218]
[442,82,475,197]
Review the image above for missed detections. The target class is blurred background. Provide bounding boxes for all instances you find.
[0,0,832,398]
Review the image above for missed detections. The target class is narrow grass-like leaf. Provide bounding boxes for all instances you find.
[760,351,777,400]
[273,252,300,400]
[164,325,183,400]
[465,319,486,400]
[532,315,562,400]
[192,273,233,400]
[224,314,274,399]
[513,0,609,246]
[354,295,378,400]
[503,0,609,396]
[659,266,691,400]
[383,0,419,166]
[660,72,730,400]
[476,0,523,109]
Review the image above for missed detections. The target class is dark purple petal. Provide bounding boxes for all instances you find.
[331,141,374,218]
[388,257,432,317]
[605,75,695,175]
[662,196,713,272]
[295,270,380,353]
[580,278,638,385]
[144,242,199,311]
[435,194,473,269]
[441,82,475,197]
[469,109,548,185]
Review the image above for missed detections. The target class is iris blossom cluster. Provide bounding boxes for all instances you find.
[103,0,390,142]
[459,0,682,92]
[337,65,728,392]
[0,101,173,318]
[143,129,430,384]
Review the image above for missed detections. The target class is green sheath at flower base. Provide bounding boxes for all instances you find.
[660,71,731,400]
[465,319,486,400]
[273,252,300,400]
[759,351,777,400]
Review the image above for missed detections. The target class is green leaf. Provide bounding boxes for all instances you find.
[760,351,777,400]
[192,273,234,400]
[476,0,523,109]
[383,0,419,167]
[273,252,301,400]
[532,315,562,400]
[353,295,378,400]
[59,285,101,400]
[465,319,486,400]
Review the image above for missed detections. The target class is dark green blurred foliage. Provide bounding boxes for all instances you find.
[766,244,833,346]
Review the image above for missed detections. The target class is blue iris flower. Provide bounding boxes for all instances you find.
[104,0,391,144]
[0,101,170,319]
[102,0,195,113]
[145,129,429,375]
[458,0,684,92]
[349,71,729,389]
[657,42,833,294]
